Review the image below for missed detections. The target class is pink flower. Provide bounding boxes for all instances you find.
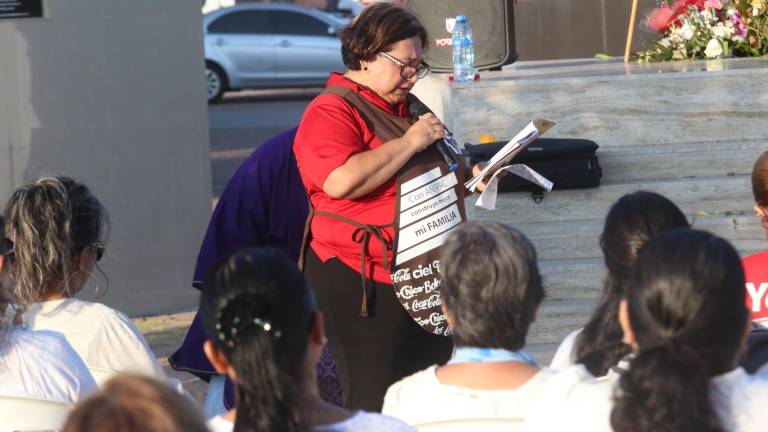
[648,0,708,33]
[648,3,677,32]
[704,0,724,9]
[731,11,748,38]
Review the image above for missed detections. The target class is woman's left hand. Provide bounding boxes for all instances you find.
[470,162,505,193]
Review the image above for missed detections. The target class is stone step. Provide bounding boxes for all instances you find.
[539,257,604,300]
[537,241,763,302]
[467,175,753,225]
[513,214,765,261]
[527,297,598,346]
[598,140,765,183]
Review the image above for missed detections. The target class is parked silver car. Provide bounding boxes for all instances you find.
[204,3,350,102]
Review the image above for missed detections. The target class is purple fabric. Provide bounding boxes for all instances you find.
[170,127,307,380]
[169,127,343,406]
[193,127,307,288]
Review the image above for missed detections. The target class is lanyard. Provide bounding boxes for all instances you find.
[448,346,539,366]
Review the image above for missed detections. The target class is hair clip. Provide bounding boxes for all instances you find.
[252,318,282,339]
[215,315,283,348]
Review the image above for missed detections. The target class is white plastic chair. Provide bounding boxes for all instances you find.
[0,395,72,431]
[415,417,525,432]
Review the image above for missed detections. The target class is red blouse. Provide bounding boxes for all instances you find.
[294,73,412,284]
[743,250,768,323]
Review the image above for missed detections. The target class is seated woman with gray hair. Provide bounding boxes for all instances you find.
[382,221,553,426]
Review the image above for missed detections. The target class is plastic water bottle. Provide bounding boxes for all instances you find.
[451,15,476,83]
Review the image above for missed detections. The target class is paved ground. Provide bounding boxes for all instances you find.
[134,311,209,406]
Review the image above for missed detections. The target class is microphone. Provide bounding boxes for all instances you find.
[409,100,459,172]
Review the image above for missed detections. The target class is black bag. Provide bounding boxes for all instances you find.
[465,138,602,192]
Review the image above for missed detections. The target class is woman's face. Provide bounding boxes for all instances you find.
[365,36,424,105]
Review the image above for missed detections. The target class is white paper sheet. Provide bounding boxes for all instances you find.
[474,164,554,210]
[465,119,555,192]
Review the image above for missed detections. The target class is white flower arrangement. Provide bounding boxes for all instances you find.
[638,0,766,61]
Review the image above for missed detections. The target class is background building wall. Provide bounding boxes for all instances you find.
[0,0,212,316]
[514,0,660,60]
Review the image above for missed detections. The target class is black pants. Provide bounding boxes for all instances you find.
[304,248,453,412]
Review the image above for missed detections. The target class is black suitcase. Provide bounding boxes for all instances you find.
[465,138,602,192]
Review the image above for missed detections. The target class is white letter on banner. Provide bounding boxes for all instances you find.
[399,189,458,228]
[746,282,768,312]
[401,167,442,194]
[397,203,460,252]
[401,173,458,211]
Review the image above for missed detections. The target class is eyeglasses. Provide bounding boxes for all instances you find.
[0,238,13,258]
[378,52,430,80]
[90,242,105,262]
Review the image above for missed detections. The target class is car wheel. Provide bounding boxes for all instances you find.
[206,62,227,103]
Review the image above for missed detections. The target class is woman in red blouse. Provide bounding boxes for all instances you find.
[294,3,464,411]
[744,150,768,325]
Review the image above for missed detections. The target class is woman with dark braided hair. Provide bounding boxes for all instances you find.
[527,229,768,432]
[201,247,414,432]
[550,191,689,376]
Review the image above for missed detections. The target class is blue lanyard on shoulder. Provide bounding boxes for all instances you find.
[448,346,539,366]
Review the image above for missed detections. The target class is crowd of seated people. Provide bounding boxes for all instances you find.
[528,228,768,431]
[3,150,768,431]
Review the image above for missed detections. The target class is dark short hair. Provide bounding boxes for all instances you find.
[439,221,544,350]
[339,2,428,70]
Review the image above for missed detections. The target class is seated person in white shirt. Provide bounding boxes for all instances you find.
[200,247,415,432]
[0,214,96,404]
[62,374,207,432]
[3,177,166,383]
[527,229,768,432]
[550,191,689,376]
[382,221,551,426]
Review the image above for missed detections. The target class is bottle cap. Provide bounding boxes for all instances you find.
[455,15,467,23]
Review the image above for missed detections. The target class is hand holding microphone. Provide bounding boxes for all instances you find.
[404,113,444,152]
[408,100,460,172]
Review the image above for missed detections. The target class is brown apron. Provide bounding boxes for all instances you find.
[299,86,468,335]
